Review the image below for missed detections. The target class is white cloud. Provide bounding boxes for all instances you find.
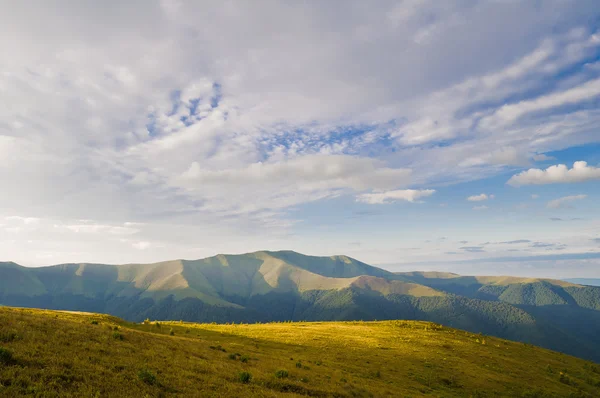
[531,194,540,199]
[508,161,600,186]
[356,189,435,204]
[472,205,489,210]
[180,155,411,191]
[132,241,151,250]
[467,193,493,202]
[547,194,587,209]
[5,216,40,225]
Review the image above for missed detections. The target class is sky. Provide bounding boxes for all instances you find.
[1,1,600,278]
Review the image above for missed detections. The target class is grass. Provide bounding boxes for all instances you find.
[0,307,599,397]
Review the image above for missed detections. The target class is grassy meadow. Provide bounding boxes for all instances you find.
[0,306,599,397]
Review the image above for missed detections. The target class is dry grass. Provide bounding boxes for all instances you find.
[0,306,599,397]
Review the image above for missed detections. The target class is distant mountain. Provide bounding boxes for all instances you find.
[2,251,600,362]
[563,278,600,287]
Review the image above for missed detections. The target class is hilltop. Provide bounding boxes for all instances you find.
[1,251,600,363]
[1,306,599,397]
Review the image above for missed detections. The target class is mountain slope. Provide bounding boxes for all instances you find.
[564,278,600,287]
[1,252,600,363]
[1,307,600,397]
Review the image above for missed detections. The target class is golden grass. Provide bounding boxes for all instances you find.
[0,306,599,397]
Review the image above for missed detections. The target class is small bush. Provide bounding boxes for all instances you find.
[90,320,99,325]
[155,322,161,328]
[0,347,13,365]
[238,371,252,383]
[112,332,124,341]
[138,369,157,385]
[169,328,175,336]
[275,370,289,379]
[559,372,572,385]
[240,355,249,363]
[228,353,238,360]
[296,362,302,368]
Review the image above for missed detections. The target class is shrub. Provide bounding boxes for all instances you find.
[296,362,302,368]
[90,320,99,325]
[155,322,161,328]
[138,368,157,385]
[240,355,249,363]
[0,347,13,365]
[559,372,572,385]
[238,371,252,383]
[112,332,124,341]
[275,370,289,379]
[228,353,238,360]
[169,328,175,336]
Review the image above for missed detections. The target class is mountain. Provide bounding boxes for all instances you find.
[1,307,600,397]
[564,278,600,287]
[1,251,600,363]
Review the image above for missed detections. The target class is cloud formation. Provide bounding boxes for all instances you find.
[508,161,600,186]
[356,189,435,205]
[467,193,494,202]
[547,194,588,209]
[0,1,599,269]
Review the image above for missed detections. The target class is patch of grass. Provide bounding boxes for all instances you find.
[0,347,13,365]
[137,368,157,385]
[228,353,238,360]
[238,371,252,383]
[90,320,99,325]
[240,355,249,363]
[0,331,19,343]
[112,332,124,341]
[275,369,289,379]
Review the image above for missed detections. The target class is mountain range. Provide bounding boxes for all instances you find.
[2,250,600,362]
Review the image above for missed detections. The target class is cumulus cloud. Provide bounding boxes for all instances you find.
[508,161,600,186]
[547,194,587,209]
[467,193,494,202]
[356,189,435,205]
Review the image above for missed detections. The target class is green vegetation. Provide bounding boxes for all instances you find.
[0,307,600,397]
[1,252,600,364]
[238,371,252,384]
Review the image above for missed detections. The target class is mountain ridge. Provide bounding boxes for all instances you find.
[1,250,600,363]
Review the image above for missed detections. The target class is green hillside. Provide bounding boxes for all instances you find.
[1,307,600,397]
[1,252,600,363]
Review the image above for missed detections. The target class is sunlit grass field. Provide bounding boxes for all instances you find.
[1,306,599,397]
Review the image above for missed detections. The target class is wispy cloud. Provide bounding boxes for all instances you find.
[547,194,587,209]
[356,189,435,205]
[467,193,494,202]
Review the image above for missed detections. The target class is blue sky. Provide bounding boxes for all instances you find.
[0,1,599,278]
